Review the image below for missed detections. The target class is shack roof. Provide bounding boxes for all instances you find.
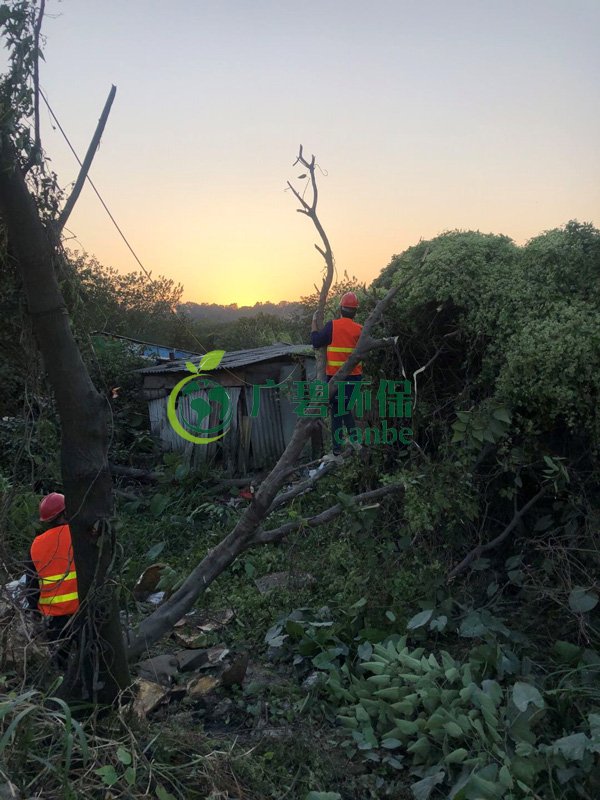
[138,343,314,375]
[93,331,202,361]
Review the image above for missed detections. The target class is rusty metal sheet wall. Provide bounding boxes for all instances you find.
[243,385,285,467]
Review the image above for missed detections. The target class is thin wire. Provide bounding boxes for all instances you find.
[39,87,210,355]
[40,87,309,388]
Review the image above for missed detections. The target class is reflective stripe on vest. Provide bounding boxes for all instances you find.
[30,525,79,616]
[326,318,363,376]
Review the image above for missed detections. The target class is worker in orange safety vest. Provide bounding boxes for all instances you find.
[25,492,79,668]
[311,291,363,456]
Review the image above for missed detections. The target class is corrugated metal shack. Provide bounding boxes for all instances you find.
[140,344,319,474]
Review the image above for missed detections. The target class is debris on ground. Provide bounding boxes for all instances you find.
[187,674,221,699]
[170,608,235,647]
[172,629,204,648]
[131,678,171,719]
[136,654,179,685]
[132,643,239,718]
[220,652,249,687]
[254,571,316,595]
[132,563,169,600]
[0,608,46,672]
[197,645,230,668]
[3,575,28,608]
[195,607,235,632]
[176,648,211,672]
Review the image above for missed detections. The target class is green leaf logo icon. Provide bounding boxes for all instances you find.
[185,361,199,374]
[199,350,225,372]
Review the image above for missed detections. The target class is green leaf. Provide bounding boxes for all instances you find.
[156,785,178,800]
[445,747,469,763]
[385,610,397,622]
[305,793,342,800]
[589,712,600,740]
[444,721,463,738]
[430,615,447,632]
[199,349,225,372]
[569,586,599,613]
[381,737,403,749]
[492,407,511,423]
[185,361,198,374]
[552,732,590,761]
[124,765,136,785]
[462,772,505,798]
[149,493,171,518]
[512,681,544,713]
[459,611,486,638]
[498,765,513,789]
[552,640,583,664]
[357,642,373,660]
[407,609,433,630]
[285,619,305,638]
[312,651,337,670]
[407,735,430,757]
[94,765,119,786]
[117,746,132,765]
[145,541,166,561]
[410,770,444,800]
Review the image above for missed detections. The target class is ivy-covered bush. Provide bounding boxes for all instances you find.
[372,221,600,446]
[324,635,600,799]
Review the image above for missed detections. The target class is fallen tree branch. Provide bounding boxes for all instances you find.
[252,483,403,545]
[56,84,117,233]
[268,457,342,511]
[447,485,548,581]
[110,464,160,483]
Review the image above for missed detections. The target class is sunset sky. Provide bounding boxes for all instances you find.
[35,0,600,306]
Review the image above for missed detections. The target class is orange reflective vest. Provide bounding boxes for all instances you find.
[326,317,363,376]
[30,525,79,616]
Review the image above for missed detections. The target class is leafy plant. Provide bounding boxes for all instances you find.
[318,635,600,799]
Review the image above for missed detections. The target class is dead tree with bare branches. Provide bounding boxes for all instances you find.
[287,146,336,380]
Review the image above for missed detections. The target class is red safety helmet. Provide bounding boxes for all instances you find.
[39,492,66,522]
[340,291,359,309]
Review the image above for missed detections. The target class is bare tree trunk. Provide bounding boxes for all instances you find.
[288,145,335,380]
[0,135,130,702]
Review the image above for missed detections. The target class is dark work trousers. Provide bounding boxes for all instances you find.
[47,614,75,671]
[327,375,362,453]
